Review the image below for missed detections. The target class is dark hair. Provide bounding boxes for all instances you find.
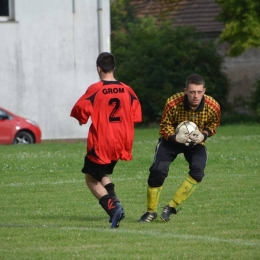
[96,52,116,73]
[186,74,205,88]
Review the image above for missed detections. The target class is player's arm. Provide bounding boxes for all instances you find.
[159,99,179,142]
[205,108,221,137]
[131,91,142,123]
[187,105,221,145]
[203,97,221,137]
[70,93,92,125]
[187,119,217,146]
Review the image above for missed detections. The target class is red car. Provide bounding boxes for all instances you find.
[0,107,41,144]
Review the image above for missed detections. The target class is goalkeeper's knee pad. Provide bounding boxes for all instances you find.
[148,161,170,186]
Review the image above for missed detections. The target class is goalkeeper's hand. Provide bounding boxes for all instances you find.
[185,130,207,147]
[171,132,188,144]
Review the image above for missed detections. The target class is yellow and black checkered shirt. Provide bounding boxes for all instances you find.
[160,92,221,142]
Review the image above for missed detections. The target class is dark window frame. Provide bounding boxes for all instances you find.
[0,0,15,21]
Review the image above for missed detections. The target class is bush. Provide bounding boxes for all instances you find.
[112,17,230,124]
[220,112,259,125]
[249,78,260,121]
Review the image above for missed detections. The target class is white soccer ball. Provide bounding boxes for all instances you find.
[175,121,198,136]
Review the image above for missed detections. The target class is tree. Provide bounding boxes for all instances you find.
[216,0,260,57]
[112,17,230,123]
[110,0,136,32]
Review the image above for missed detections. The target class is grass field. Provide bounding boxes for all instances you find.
[1,125,260,259]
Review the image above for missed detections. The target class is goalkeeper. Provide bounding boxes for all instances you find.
[138,74,220,223]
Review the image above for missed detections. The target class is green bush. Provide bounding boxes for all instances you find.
[111,16,230,124]
[249,78,260,120]
[220,112,259,125]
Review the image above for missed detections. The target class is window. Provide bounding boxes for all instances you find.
[0,0,15,21]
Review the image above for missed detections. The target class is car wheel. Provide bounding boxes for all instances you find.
[13,131,34,144]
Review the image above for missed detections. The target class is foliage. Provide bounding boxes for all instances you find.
[1,126,260,259]
[110,0,137,32]
[111,16,230,124]
[220,112,258,125]
[249,78,260,120]
[216,0,260,57]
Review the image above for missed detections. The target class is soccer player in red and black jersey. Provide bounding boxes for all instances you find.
[70,52,142,228]
[138,74,220,223]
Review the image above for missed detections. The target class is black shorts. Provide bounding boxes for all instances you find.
[81,156,117,182]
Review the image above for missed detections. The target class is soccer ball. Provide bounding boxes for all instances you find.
[175,121,198,136]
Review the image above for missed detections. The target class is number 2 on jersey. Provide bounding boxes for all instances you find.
[109,98,121,122]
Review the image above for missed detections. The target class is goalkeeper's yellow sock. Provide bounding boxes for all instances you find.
[169,175,198,208]
[147,186,162,212]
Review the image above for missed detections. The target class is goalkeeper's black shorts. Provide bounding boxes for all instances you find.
[148,137,207,187]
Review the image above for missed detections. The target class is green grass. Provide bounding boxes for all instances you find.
[1,125,260,259]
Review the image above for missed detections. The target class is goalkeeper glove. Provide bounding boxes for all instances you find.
[185,130,208,146]
[169,134,188,144]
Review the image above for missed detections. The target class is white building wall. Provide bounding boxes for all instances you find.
[0,0,111,139]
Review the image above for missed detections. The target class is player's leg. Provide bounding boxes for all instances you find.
[85,173,107,199]
[101,161,120,203]
[139,138,178,222]
[161,145,207,222]
[101,161,125,227]
[82,157,123,228]
[104,181,120,203]
[85,173,117,219]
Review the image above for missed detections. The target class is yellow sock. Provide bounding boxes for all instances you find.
[169,175,198,208]
[147,186,162,212]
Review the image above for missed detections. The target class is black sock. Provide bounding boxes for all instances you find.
[104,183,120,203]
[99,194,117,217]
